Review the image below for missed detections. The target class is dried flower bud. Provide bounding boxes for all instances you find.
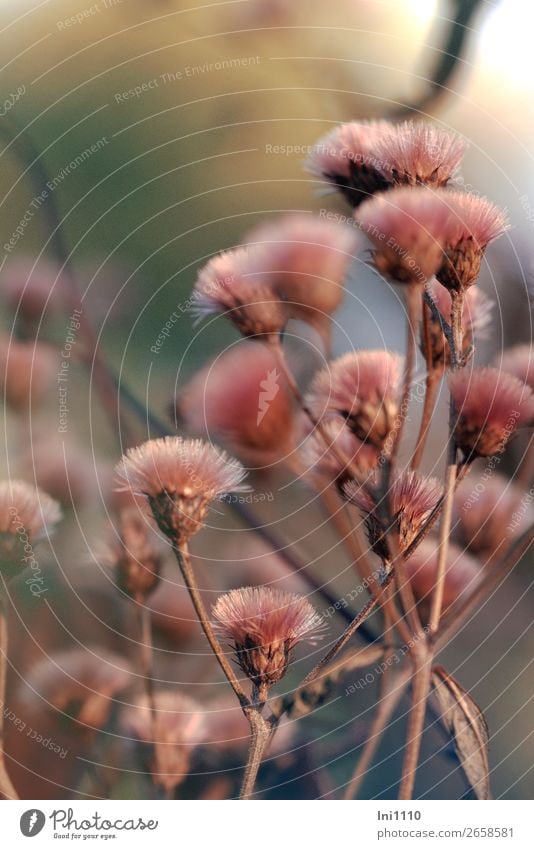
[122,690,205,796]
[0,480,62,580]
[498,345,534,393]
[212,587,323,693]
[404,538,481,624]
[436,192,509,292]
[357,187,453,285]
[453,473,534,560]
[422,279,493,370]
[306,120,465,207]
[114,437,247,544]
[20,648,134,730]
[171,341,296,467]
[244,214,357,344]
[100,508,162,601]
[449,367,534,460]
[305,120,393,207]
[343,470,442,560]
[191,247,285,338]
[0,337,57,412]
[298,417,378,491]
[307,350,403,450]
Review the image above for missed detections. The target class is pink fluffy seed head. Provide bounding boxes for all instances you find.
[449,367,534,459]
[213,586,323,690]
[192,247,285,338]
[373,121,466,187]
[357,187,452,284]
[498,345,534,393]
[114,437,247,543]
[0,479,62,579]
[307,350,404,450]
[299,417,379,491]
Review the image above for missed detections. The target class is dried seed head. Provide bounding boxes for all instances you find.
[100,508,162,601]
[307,350,403,450]
[449,367,534,460]
[20,648,134,730]
[404,538,481,624]
[498,345,534,393]
[453,473,534,559]
[191,247,285,338]
[122,690,206,796]
[423,279,493,370]
[171,341,296,467]
[114,437,247,544]
[344,470,442,560]
[0,337,57,412]
[356,187,452,285]
[212,586,323,692]
[436,191,509,292]
[372,121,466,188]
[298,417,379,491]
[0,480,62,579]
[305,120,394,207]
[244,214,358,346]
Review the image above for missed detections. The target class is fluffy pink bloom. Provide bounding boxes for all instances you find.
[171,341,297,467]
[0,337,57,412]
[122,691,206,796]
[404,538,481,623]
[372,121,466,187]
[306,120,465,207]
[99,508,162,601]
[0,479,62,579]
[344,470,442,559]
[307,350,403,449]
[115,437,247,543]
[21,648,134,729]
[305,120,393,206]
[244,214,358,346]
[423,279,493,369]
[191,247,285,338]
[449,367,534,459]
[298,417,379,490]
[213,587,323,692]
[437,191,509,291]
[454,473,534,559]
[356,187,453,284]
[498,345,534,393]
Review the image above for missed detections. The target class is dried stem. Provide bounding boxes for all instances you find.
[449,290,465,369]
[0,597,18,799]
[428,440,458,635]
[239,704,270,799]
[389,284,419,463]
[172,544,249,708]
[397,646,432,799]
[411,300,442,470]
[343,663,411,800]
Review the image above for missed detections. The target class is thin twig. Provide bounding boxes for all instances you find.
[0,597,18,799]
[172,544,249,708]
[397,646,432,799]
[411,300,442,470]
[428,439,458,635]
[239,705,270,799]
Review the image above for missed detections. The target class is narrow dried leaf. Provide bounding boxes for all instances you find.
[273,644,384,719]
[432,665,491,800]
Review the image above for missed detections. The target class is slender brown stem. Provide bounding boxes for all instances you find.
[173,544,249,708]
[398,646,432,799]
[343,663,410,800]
[390,285,419,462]
[428,446,458,635]
[450,291,465,369]
[0,599,18,799]
[411,372,441,471]
[239,705,270,799]
[319,489,378,592]
[515,433,534,489]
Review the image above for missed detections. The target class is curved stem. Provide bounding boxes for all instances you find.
[0,599,18,799]
[390,285,419,463]
[239,706,270,799]
[398,647,433,800]
[173,544,249,708]
[427,440,458,635]
[411,365,441,471]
